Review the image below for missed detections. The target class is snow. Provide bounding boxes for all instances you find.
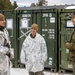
[10,68,52,75]
[10,68,29,75]
[10,68,73,75]
[65,6,75,9]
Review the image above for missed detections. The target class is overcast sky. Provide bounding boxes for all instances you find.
[10,0,75,7]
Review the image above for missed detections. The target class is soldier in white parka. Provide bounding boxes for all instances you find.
[20,24,47,75]
[0,13,14,75]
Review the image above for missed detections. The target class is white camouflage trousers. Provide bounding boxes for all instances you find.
[0,70,8,75]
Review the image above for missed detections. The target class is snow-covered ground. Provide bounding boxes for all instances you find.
[10,68,50,75]
[10,68,73,75]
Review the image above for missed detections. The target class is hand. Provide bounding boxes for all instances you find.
[6,48,10,54]
[10,53,14,60]
[65,42,71,49]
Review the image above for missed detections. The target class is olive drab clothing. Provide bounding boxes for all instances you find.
[66,29,75,75]
[0,28,13,75]
[20,33,47,73]
[68,30,75,62]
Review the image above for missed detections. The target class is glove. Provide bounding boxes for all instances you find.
[65,42,71,49]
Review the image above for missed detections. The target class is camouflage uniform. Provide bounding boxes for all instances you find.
[0,28,13,75]
[68,30,75,75]
[20,33,47,75]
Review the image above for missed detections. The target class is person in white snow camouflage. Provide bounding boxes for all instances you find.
[20,24,47,75]
[0,13,14,75]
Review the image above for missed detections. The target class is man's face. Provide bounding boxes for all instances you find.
[0,18,5,27]
[72,18,75,26]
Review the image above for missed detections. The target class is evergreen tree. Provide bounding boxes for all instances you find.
[0,0,18,10]
[36,0,48,6]
[30,0,48,7]
[12,1,18,9]
[0,0,5,10]
[30,3,36,7]
[4,0,12,10]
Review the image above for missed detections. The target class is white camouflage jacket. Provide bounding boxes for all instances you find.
[0,28,12,75]
[20,33,47,72]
